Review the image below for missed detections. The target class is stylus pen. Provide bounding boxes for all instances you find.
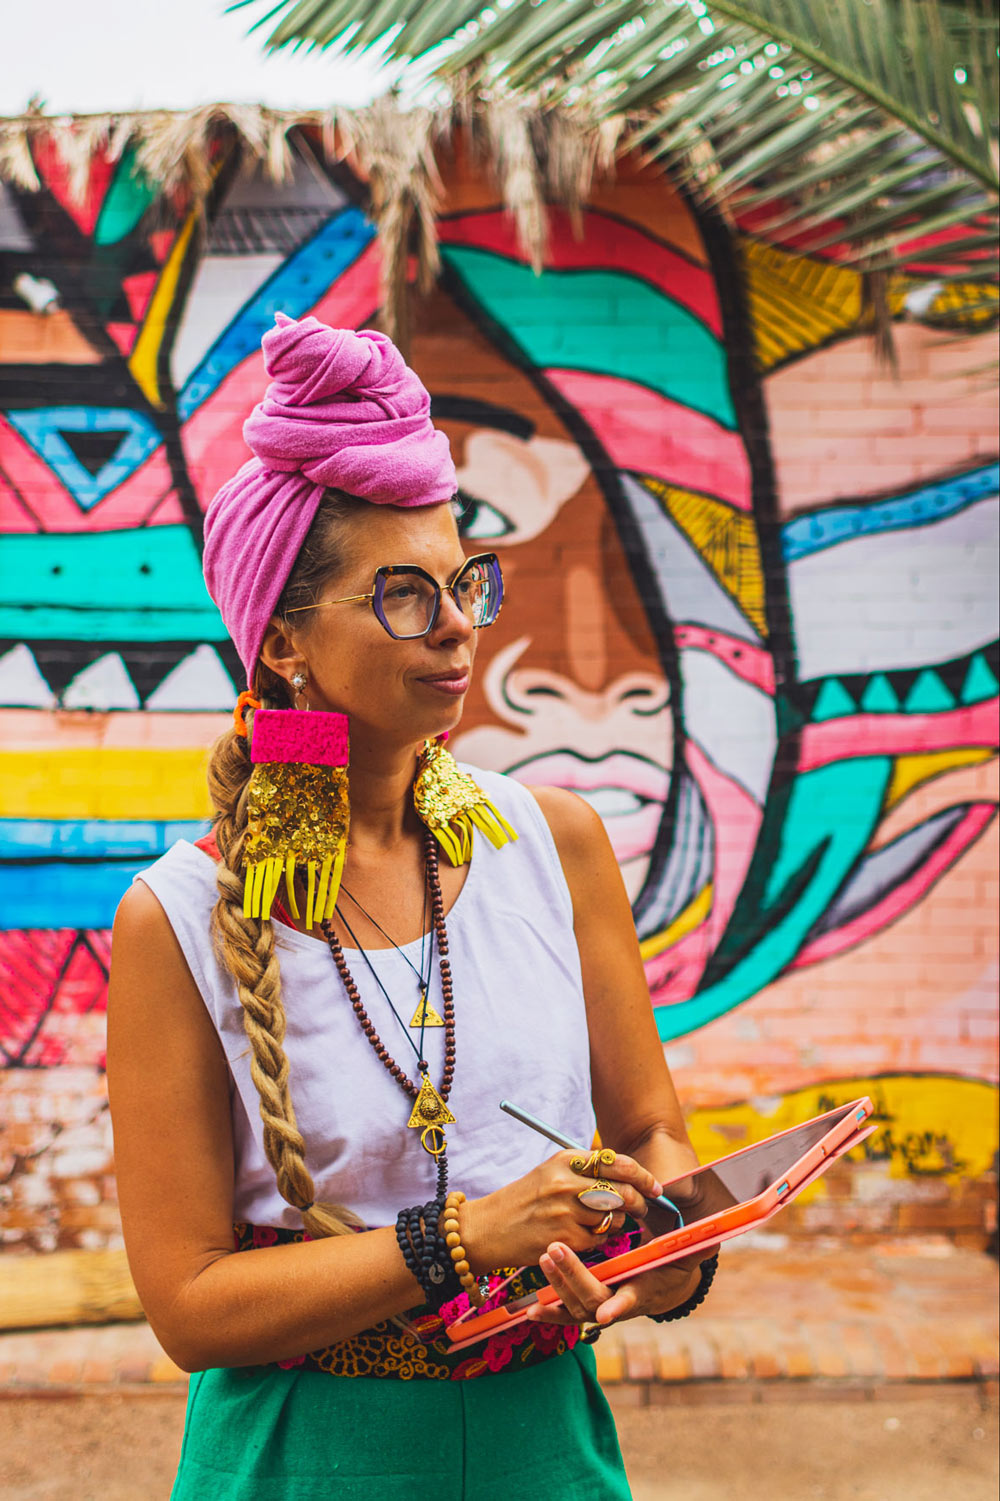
[499,1099,685,1221]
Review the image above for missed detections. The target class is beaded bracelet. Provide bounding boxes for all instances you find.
[649,1252,719,1323]
[395,1197,464,1311]
[442,1190,486,1308]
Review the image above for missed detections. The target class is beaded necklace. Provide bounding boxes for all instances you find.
[319,827,456,1198]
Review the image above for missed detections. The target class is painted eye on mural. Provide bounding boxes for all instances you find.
[452,489,516,540]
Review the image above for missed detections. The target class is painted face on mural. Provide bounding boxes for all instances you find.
[410,290,673,901]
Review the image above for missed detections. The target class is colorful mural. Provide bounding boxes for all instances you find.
[0,123,996,1251]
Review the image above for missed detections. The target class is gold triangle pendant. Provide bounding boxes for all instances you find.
[407,1075,456,1133]
[409,990,445,1028]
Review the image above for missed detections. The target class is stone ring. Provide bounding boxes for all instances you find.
[577,1181,626,1213]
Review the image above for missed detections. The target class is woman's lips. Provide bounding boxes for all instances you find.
[417,671,470,696]
[506,750,670,864]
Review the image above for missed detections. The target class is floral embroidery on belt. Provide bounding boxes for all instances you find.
[233,1221,642,1381]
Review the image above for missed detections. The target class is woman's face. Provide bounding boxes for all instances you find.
[411,293,673,901]
[261,501,479,751]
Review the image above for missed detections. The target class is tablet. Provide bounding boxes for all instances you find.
[445,1096,876,1349]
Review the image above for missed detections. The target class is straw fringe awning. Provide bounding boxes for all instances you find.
[0,98,619,347]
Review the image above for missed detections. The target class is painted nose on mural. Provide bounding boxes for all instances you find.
[502,660,669,721]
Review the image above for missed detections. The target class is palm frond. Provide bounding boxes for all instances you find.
[235,0,999,282]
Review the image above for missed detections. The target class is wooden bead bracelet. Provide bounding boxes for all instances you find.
[442,1190,485,1307]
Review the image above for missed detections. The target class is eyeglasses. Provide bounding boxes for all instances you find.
[285,552,504,641]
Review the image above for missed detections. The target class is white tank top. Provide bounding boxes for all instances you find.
[131,768,596,1231]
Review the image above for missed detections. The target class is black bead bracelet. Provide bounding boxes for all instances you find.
[649,1252,719,1323]
[395,1197,464,1311]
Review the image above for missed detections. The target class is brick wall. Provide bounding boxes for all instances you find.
[0,122,997,1260]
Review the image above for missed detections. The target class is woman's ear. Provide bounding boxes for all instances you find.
[258,617,305,685]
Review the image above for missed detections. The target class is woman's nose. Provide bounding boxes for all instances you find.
[429,586,476,643]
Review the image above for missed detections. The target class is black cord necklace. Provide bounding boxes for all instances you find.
[333,902,435,1071]
[339,878,440,1029]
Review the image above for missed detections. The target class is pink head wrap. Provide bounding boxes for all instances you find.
[203,312,457,686]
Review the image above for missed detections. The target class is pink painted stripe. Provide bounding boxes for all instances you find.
[181,243,381,508]
[0,708,230,750]
[791,802,997,969]
[84,447,176,530]
[797,700,1000,771]
[0,412,179,535]
[674,624,774,695]
[0,465,38,532]
[546,369,752,510]
[645,739,762,1006]
[439,209,723,337]
[0,414,81,531]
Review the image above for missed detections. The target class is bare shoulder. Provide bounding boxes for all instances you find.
[109,879,209,1026]
[526,784,625,913]
[527,784,610,858]
[114,875,171,932]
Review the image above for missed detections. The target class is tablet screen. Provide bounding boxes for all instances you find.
[641,1102,860,1239]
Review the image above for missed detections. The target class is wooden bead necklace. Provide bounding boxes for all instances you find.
[319,826,457,1198]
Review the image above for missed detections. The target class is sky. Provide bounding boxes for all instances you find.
[0,0,393,115]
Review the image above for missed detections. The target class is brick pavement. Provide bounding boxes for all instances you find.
[0,1233,996,1401]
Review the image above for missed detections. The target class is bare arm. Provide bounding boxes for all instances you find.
[108,882,426,1372]
[528,785,701,1184]
[521,785,707,1327]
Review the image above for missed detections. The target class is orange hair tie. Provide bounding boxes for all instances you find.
[233,690,262,739]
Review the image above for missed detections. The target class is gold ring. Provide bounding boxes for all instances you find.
[569,1155,590,1175]
[592,1210,614,1235]
[594,1148,616,1177]
[577,1181,626,1213]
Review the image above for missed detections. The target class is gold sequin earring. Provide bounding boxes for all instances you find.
[413,734,517,866]
[233,676,350,928]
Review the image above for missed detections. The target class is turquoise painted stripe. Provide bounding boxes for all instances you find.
[441,246,737,430]
[0,525,226,642]
[654,757,892,1041]
[782,464,999,562]
[178,207,377,421]
[0,819,209,859]
[0,861,148,929]
[0,606,229,641]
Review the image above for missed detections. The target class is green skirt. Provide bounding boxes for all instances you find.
[171,1342,631,1500]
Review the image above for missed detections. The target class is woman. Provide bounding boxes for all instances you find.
[108,312,716,1500]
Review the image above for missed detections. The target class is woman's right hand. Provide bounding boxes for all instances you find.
[461,1150,663,1273]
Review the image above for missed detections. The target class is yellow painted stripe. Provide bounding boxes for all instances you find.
[687,1075,998,1190]
[639,881,713,962]
[0,748,214,819]
[128,209,198,409]
[885,746,995,811]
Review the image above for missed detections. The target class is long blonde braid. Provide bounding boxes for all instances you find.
[206,700,362,1239]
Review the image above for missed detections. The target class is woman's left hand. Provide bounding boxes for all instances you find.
[525,1242,703,1328]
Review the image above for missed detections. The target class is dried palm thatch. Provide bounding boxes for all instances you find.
[0,98,618,344]
[338,95,446,354]
[0,103,325,205]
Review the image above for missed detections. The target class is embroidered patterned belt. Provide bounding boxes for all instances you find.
[234,1221,642,1382]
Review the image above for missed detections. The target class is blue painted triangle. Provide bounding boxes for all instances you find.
[811,678,857,722]
[960,652,999,705]
[904,668,955,714]
[860,673,901,714]
[5,407,160,510]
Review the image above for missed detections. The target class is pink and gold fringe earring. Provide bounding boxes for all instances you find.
[235,683,350,928]
[413,734,517,866]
